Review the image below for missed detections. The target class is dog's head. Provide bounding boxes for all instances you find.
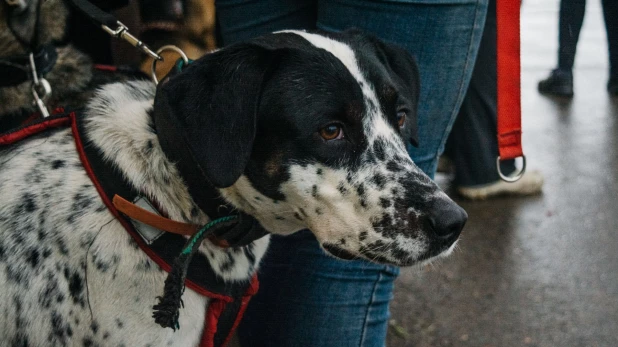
[155,30,467,266]
[0,0,68,55]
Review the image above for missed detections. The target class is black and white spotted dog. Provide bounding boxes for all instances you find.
[0,30,467,346]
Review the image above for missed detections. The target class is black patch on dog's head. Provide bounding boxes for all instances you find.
[328,29,421,147]
[155,31,399,195]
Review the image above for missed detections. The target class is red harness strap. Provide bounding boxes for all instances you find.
[201,275,259,347]
[0,115,70,145]
[496,0,526,181]
[496,0,522,160]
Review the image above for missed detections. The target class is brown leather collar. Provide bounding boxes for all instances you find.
[112,194,230,248]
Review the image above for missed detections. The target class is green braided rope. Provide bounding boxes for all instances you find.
[175,58,194,73]
[181,215,238,255]
[153,214,239,330]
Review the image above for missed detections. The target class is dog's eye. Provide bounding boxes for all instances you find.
[397,111,406,128]
[319,124,344,141]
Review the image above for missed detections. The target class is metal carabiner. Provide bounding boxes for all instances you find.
[102,21,162,61]
[32,79,51,118]
[28,53,52,117]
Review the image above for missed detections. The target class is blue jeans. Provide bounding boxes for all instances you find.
[216,0,488,345]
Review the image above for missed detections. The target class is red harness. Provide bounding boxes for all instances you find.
[496,0,526,181]
[0,112,258,347]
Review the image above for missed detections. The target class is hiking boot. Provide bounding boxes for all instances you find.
[457,170,544,200]
[538,69,574,97]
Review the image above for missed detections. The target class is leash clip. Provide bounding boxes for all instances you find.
[28,52,51,118]
[102,21,162,61]
[31,80,51,118]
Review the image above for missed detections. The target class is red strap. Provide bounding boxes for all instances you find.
[496,0,523,160]
[93,64,118,72]
[201,275,260,347]
[201,300,227,347]
[0,117,71,145]
[221,275,260,347]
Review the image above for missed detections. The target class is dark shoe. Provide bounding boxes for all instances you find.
[608,77,618,96]
[538,69,574,97]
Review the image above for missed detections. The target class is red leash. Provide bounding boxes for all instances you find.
[496,0,526,182]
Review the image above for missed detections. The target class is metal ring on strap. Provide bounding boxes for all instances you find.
[496,155,526,183]
[151,45,189,85]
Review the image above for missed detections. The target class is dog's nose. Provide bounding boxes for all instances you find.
[427,200,468,240]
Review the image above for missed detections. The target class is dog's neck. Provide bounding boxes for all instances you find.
[84,80,211,226]
[84,80,270,282]
[0,45,93,116]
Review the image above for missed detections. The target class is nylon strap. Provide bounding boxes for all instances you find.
[112,194,231,248]
[496,0,523,160]
[112,195,199,236]
[68,0,118,29]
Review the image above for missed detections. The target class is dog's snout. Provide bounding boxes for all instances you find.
[428,200,467,240]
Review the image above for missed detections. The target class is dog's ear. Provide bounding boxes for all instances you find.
[154,43,280,188]
[371,38,421,148]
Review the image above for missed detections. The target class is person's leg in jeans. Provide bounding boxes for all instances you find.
[215,0,317,44]
[444,0,543,199]
[216,0,488,345]
[317,0,487,178]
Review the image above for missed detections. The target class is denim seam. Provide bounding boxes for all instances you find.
[434,0,487,159]
[359,270,383,347]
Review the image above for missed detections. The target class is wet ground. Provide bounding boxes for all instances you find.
[387,1,618,346]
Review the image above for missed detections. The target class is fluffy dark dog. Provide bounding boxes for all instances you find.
[0,29,466,345]
[0,0,139,131]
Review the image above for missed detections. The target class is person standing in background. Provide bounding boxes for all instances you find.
[538,0,618,97]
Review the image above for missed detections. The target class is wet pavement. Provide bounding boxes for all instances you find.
[387,1,618,346]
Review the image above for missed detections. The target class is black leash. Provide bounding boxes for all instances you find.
[68,0,162,61]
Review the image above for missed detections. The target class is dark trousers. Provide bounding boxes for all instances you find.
[558,0,618,77]
[444,0,515,187]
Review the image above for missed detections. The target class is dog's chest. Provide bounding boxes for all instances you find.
[0,128,260,346]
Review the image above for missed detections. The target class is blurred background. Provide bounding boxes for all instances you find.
[387,0,618,346]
